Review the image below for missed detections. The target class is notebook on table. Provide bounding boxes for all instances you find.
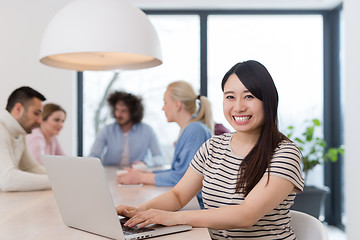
[42,155,191,240]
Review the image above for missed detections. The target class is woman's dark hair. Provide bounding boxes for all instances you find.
[107,91,144,124]
[221,60,287,196]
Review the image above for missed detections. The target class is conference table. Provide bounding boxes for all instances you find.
[0,167,211,240]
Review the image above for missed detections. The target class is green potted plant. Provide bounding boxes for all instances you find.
[286,118,344,218]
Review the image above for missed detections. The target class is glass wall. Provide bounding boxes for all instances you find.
[83,13,324,181]
[80,8,345,227]
[207,14,324,186]
[83,15,200,163]
[83,13,323,182]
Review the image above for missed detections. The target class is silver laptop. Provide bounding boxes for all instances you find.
[42,155,192,240]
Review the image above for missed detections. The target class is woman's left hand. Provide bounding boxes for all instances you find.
[124,209,181,229]
[117,168,143,184]
[116,204,140,218]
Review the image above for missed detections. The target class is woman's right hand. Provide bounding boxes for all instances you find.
[116,205,140,218]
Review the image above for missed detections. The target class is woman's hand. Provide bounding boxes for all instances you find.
[117,168,156,185]
[124,209,181,229]
[116,205,140,218]
[117,168,144,184]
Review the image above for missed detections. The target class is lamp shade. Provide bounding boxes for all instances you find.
[39,0,162,71]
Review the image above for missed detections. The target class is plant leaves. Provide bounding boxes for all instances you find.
[305,126,314,141]
[286,118,345,180]
[313,119,321,126]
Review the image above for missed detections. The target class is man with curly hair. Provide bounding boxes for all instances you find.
[89,91,163,168]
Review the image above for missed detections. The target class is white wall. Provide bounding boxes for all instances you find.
[0,0,75,155]
[344,0,360,239]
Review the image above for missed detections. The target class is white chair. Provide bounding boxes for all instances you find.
[290,210,329,240]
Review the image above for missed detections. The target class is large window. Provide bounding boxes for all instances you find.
[83,13,324,182]
[79,9,343,227]
[83,15,200,162]
[207,14,324,186]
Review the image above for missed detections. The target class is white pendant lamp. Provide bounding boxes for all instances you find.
[39,0,162,71]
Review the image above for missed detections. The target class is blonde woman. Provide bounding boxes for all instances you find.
[26,103,66,165]
[117,80,213,187]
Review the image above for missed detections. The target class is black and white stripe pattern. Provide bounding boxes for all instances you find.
[190,133,304,240]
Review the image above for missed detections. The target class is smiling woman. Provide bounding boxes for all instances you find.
[115,60,305,240]
[222,74,265,157]
[26,103,66,165]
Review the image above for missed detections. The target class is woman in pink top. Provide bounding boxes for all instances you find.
[26,103,66,165]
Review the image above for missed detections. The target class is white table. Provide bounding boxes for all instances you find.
[0,167,211,240]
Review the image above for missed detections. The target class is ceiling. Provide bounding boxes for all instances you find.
[131,0,342,10]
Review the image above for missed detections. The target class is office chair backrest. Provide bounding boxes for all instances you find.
[290,210,329,240]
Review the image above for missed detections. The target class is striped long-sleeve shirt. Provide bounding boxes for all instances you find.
[190,133,304,240]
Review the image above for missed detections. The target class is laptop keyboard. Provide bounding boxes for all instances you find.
[120,217,156,236]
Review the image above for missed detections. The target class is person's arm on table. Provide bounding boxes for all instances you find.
[118,169,295,230]
[0,137,50,191]
[117,123,210,186]
[20,147,47,174]
[117,147,191,186]
[117,162,189,186]
[118,134,203,186]
[117,168,155,185]
[116,167,202,217]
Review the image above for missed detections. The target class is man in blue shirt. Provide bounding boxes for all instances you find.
[89,91,163,167]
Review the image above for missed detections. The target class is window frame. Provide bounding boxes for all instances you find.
[77,6,343,228]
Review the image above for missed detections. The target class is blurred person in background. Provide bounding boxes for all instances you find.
[0,86,50,191]
[117,81,213,207]
[26,103,66,165]
[89,91,163,168]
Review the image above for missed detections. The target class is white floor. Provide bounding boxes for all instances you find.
[327,225,346,240]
